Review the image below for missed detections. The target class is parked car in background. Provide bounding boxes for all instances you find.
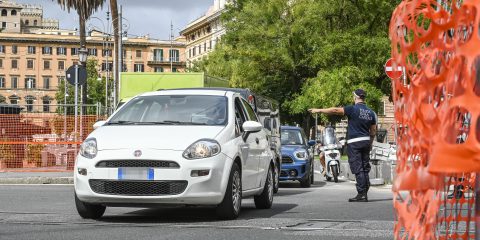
[74,89,275,220]
[279,126,316,187]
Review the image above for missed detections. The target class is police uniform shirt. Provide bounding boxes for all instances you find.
[343,103,377,141]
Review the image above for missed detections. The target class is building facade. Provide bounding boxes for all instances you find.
[0,31,186,109]
[180,0,229,65]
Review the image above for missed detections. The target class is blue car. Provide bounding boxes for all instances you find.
[279,126,316,187]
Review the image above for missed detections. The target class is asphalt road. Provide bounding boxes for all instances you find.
[0,173,394,240]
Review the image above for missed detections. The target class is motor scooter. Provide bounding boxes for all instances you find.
[320,126,342,183]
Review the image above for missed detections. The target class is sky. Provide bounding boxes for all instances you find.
[16,0,213,40]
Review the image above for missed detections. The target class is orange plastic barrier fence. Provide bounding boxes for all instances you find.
[389,0,480,239]
[0,114,105,171]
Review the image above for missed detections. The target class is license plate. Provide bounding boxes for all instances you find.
[118,168,154,180]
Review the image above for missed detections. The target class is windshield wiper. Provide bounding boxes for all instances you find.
[161,120,208,125]
[107,121,136,125]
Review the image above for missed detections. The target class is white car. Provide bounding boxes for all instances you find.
[74,89,274,220]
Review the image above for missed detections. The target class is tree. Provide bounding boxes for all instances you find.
[195,0,400,127]
[55,59,110,114]
[52,0,105,108]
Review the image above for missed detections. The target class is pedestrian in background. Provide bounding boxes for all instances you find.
[308,89,377,202]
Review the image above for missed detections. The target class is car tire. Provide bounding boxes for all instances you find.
[310,163,314,184]
[300,171,311,188]
[254,164,274,209]
[273,165,280,194]
[74,192,106,219]
[216,162,242,220]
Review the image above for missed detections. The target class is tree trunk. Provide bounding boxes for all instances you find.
[78,8,87,113]
[110,0,119,106]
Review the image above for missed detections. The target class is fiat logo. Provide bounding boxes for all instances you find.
[133,150,142,157]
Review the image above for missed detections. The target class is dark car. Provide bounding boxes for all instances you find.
[279,126,316,187]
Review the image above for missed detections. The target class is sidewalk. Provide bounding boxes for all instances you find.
[0,171,73,184]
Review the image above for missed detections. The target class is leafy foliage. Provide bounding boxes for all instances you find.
[55,59,110,107]
[194,0,400,124]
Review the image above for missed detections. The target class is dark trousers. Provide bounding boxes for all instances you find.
[347,141,371,194]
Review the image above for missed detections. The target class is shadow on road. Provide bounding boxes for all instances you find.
[279,181,326,189]
[367,198,393,203]
[97,203,298,223]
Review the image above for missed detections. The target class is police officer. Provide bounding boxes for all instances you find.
[309,89,377,202]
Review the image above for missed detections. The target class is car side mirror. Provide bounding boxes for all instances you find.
[93,120,107,129]
[242,121,262,141]
[243,121,262,133]
[308,140,316,147]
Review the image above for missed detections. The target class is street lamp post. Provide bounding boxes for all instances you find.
[76,48,88,141]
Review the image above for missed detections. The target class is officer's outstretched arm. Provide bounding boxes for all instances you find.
[308,107,344,116]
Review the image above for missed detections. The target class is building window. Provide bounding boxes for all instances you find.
[57,47,66,55]
[136,50,142,58]
[134,64,144,72]
[102,49,112,57]
[154,67,164,72]
[25,20,29,26]
[122,64,127,72]
[209,40,212,50]
[1,22,6,29]
[0,45,5,53]
[189,49,191,58]
[88,48,97,56]
[172,67,178,73]
[11,10,17,16]
[43,77,50,89]
[43,98,50,112]
[0,76,5,88]
[44,60,50,70]
[12,45,17,54]
[28,46,36,54]
[198,45,202,54]
[9,96,18,105]
[25,77,36,89]
[58,61,65,70]
[0,59,2,68]
[33,20,38,26]
[11,59,17,69]
[42,47,52,55]
[27,59,34,69]
[193,47,196,57]
[71,48,78,55]
[101,62,113,71]
[25,96,35,112]
[11,76,18,89]
[1,10,7,16]
[153,49,163,61]
[204,42,207,52]
[169,49,180,62]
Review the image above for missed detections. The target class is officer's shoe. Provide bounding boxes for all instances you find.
[348,193,368,202]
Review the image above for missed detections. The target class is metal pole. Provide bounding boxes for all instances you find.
[74,65,78,150]
[64,77,67,142]
[170,20,173,72]
[118,5,123,105]
[315,114,318,140]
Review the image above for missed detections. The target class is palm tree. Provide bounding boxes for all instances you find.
[52,0,105,108]
[109,0,119,106]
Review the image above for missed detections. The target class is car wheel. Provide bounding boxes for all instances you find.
[300,171,311,188]
[273,165,279,193]
[75,192,106,219]
[254,164,274,209]
[216,162,242,220]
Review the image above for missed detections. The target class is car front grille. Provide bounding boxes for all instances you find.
[282,156,294,164]
[89,179,188,196]
[280,171,288,177]
[96,160,180,168]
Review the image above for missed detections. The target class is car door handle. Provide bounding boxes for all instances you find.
[255,138,259,144]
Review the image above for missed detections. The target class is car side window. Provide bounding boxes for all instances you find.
[241,99,258,122]
[235,98,248,134]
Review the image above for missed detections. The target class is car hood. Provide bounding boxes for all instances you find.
[90,125,225,151]
[281,145,307,154]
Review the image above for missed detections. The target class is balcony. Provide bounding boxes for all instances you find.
[147,57,184,66]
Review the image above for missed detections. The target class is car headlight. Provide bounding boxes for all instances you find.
[80,138,97,159]
[294,150,308,160]
[183,139,221,159]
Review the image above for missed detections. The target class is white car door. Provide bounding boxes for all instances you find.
[240,98,268,189]
[234,97,258,190]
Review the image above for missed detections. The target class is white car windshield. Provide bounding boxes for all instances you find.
[109,95,228,126]
[281,129,304,145]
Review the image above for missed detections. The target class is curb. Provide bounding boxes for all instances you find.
[0,177,73,184]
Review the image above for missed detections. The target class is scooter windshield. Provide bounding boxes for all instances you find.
[323,127,337,145]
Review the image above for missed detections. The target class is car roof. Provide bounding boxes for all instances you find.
[139,89,236,97]
[281,125,302,130]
